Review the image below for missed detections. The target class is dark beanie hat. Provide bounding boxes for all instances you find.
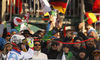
[63,44,71,50]
[74,36,83,42]
[79,48,87,54]
[32,33,40,39]
[51,41,59,46]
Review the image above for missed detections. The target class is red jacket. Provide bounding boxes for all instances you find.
[92,0,100,20]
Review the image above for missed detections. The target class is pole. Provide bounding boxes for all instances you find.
[10,0,12,21]
[81,0,85,32]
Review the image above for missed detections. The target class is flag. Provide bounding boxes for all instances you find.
[13,17,22,26]
[24,13,29,24]
[40,0,51,15]
[85,12,97,24]
[63,25,66,37]
[49,0,68,14]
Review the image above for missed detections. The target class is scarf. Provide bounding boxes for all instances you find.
[62,52,73,60]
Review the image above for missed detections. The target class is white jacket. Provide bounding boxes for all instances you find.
[28,48,48,59]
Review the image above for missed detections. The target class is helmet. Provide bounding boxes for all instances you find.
[10,34,25,46]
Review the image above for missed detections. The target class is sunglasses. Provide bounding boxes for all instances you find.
[34,44,41,46]
[92,51,100,56]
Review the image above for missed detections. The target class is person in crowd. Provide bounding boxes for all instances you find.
[86,24,98,38]
[77,48,87,60]
[0,28,8,51]
[36,29,46,39]
[5,32,10,41]
[63,29,73,43]
[86,36,96,60]
[92,49,100,60]
[29,41,48,59]
[47,41,60,59]
[22,30,33,50]
[77,22,88,40]
[50,30,60,39]
[10,29,18,37]
[71,36,86,59]
[32,33,41,40]
[56,44,76,60]
[6,34,32,60]
[2,42,12,60]
[22,30,32,39]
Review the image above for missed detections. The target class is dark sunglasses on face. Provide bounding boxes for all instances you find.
[34,44,41,46]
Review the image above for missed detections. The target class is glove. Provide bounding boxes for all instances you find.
[27,37,34,48]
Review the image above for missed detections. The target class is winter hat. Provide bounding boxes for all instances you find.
[32,33,40,39]
[4,42,12,47]
[63,44,71,50]
[22,30,32,36]
[51,41,59,46]
[7,32,10,36]
[74,36,83,42]
[10,29,18,34]
[79,48,87,54]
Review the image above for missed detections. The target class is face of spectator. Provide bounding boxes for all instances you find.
[86,25,91,31]
[63,47,69,53]
[79,52,86,58]
[94,55,100,60]
[24,34,31,38]
[34,42,41,51]
[86,38,95,47]
[11,31,17,37]
[52,44,58,50]
[5,36,10,41]
[66,31,72,37]
[6,45,12,53]
[74,40,81,49]
[54,32,60,38]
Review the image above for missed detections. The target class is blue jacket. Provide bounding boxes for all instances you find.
[0,37,7,51]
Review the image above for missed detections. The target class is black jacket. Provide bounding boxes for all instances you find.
[47,48,60,59]
[71,46,87,60]
[86,46,96,60]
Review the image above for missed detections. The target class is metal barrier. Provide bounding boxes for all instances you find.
[3,0,81,21]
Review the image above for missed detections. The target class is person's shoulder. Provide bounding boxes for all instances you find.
[7,51,18,60]
[40,52,47,56]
